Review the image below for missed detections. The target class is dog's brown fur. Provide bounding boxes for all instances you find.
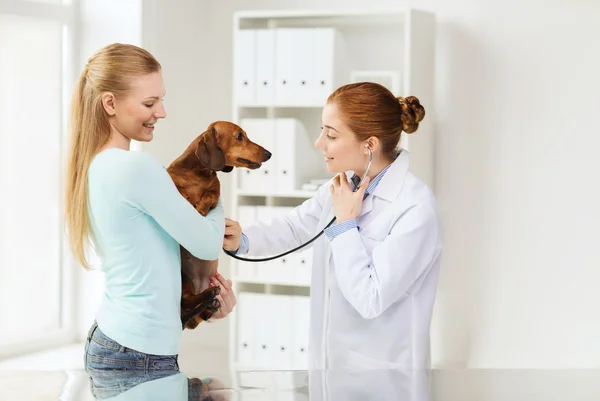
[166,121,271,329]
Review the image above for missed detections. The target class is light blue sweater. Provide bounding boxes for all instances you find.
[87,148,225,356]
[108,372,188,400]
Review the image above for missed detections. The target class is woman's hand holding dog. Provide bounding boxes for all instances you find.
[208,273,236,320]
[223,218,242,251]
[210,219,241,321]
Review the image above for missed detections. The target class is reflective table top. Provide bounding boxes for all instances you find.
[1,368,600,401]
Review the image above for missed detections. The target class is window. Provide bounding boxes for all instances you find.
[0,1,75,357]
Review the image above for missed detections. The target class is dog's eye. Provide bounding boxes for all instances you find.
[236,132,244,141]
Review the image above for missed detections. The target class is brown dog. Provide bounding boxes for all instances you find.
[166,121,271,329]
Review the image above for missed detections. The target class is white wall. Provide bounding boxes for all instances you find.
[137,0,600,369]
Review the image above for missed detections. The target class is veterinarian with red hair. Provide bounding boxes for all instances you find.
[224,82,442,400]
[64,43,237,398]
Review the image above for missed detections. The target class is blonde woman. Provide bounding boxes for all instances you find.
[64,43,235,396]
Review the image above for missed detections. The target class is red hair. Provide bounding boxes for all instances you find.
[327,82,425,160]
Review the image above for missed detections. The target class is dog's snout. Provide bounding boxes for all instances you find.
[263,149,272,161]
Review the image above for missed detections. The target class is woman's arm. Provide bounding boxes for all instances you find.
[119,153,225,260]
[330,204,441,319]
[237,183,329,256]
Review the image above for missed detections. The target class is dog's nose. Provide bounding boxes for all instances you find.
[263,149,272,161]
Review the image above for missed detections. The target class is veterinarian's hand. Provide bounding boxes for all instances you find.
[223,218,242,251]
[330,173,369,222]
[208,273,236,320]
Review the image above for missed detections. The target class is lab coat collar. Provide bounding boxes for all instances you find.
[355,149,409,218]
[372,149,409,202]
[358,192,375,217]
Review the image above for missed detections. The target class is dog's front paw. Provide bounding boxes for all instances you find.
[197,286,221,321]
[200,285,221,304]
[199,296,221,321]
[181,285,221,329]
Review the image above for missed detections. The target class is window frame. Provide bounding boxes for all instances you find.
[0,0,80,361]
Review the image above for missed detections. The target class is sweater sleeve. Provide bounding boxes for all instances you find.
[117,153,225,260]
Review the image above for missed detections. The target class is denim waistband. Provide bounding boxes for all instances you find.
[86,320,178,360]
[87,320,99,342]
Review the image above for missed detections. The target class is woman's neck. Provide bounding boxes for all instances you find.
[100,125,131,152]
[353,154,394,183]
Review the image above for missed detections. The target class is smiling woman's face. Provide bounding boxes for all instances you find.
[314,102,366,174]
[104,71,167,143]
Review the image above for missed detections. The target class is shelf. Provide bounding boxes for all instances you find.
[235,11,409,34]
[235,189,318,198]
[233,366,310,390]
[233,276,310,288]
[232,361,308,374]
[229,7,436,374]
[235,8,409,18]
[233,363,308,373]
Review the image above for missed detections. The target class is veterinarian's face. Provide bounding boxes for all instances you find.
[111,72,167,142]
[315,103,365,174]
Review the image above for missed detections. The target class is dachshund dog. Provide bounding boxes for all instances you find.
[166,121,271,330]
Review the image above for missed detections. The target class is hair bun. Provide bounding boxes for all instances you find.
[397,96,425,134]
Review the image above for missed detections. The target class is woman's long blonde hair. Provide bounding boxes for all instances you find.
[64,43,161,270]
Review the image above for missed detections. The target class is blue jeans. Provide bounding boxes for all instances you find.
[84,321,181,399]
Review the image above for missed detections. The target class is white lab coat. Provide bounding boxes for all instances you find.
[307,367,428,401]
[242,149,442,400]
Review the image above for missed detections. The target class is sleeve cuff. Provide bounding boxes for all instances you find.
[324,219,358,240]
[231,232,249,254]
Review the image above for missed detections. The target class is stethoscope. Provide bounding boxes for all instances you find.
[224,145,373,262]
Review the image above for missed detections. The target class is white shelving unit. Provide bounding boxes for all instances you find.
[227,8,436,374]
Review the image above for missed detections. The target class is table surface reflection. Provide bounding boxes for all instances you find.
[1,368,600,401]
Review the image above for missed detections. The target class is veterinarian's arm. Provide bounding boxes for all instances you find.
[229,233,249,255]
[330,204,441,319]
[120,153,225,260]
[241,181,329,256]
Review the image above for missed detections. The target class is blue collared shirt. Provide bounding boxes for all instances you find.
[232,156,396,254]
[322,162,392,240]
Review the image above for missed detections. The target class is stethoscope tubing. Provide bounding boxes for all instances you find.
[224,148,373,263]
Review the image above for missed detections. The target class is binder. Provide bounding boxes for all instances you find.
[253,294,276,368]
[272,294,294,369]
[254,29,276,105]
[239,118,276,191]
[274,118,321,193]
[274,28,297,105]
[236,292,256,367]
[292,295,311,370]
[253,206,294,283]
[236,206,257,280]
[234,29,256,105]
[293,247,313,286]
[311,28,339,105]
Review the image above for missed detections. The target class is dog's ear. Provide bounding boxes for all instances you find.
[221,166,233,173]
[195,127,226,171]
